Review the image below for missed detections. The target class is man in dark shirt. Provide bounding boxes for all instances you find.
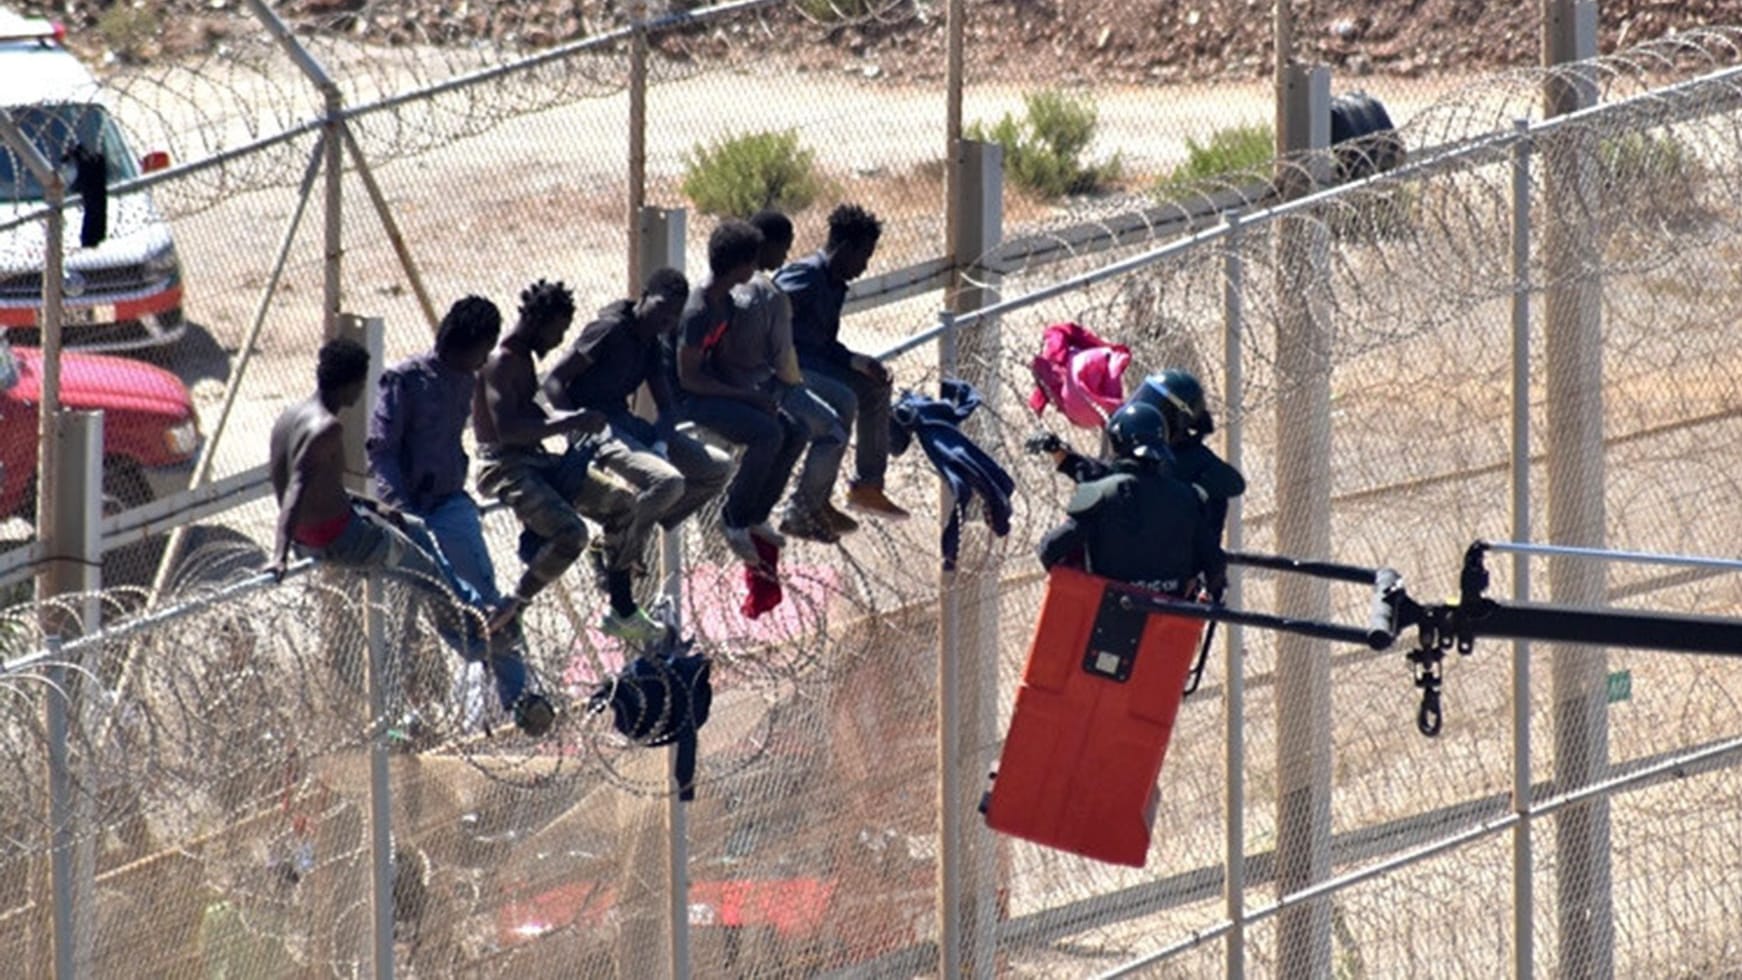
[475,279,656,646]
[367,296,552,733]
[775,202,909,520]
[273,337,554,736]
[1038,402,1225,595]
[677,219,806,563]
[543,267,732,618]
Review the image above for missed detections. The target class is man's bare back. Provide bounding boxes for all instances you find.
[270,396,353,567]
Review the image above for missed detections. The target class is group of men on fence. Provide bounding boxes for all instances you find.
[267,195,1246,741]
[267,203,911,737]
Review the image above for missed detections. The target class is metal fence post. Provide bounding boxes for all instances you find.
[1272,61,1334,979]
[1221,212,1247,980]
[934,307,963,980]
[945,138,1003,979]
[1542,3,1611,976]
[45,638,74,980]
[1508,117,1536,980]
[337,314,393,979]
[627,1,650,294]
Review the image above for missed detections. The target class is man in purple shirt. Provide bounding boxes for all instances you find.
[774,202,910,520]
[367,296,553,736]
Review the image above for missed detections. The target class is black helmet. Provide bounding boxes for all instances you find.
[1105,402,1172,462]
[1132,369,1212,439]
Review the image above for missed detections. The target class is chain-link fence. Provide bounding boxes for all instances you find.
[5,2,1742,977]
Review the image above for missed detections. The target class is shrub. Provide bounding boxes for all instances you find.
[967,90,1122,199]
[681,129,821,218]
[97,5,161,64]
[1155,122,1274,199]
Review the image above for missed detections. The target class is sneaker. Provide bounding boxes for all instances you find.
[748,521,787,549]
[819,501,860,535]
[846,484,911,520]
[779,508,841,544]
[511,692,556,738]
[721,522,761,565]
[601,607,666,648]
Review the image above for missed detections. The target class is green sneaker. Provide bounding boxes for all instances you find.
[601,607,665,648]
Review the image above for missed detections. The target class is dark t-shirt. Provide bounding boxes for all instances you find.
[558,300,661,412]
[678,280,739,393]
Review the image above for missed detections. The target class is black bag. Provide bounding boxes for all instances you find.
[589,635,713,801]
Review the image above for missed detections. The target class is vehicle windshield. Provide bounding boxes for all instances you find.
[0,103,140,203]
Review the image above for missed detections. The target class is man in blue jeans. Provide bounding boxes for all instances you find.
[270,336,554,737]
[367,295,542,733]
[775,202,910,521]
[676,219,806,564]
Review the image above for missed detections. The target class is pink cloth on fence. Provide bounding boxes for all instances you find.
[1028,321,1132,430]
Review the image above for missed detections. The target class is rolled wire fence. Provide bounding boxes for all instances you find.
[5,10,1742,980]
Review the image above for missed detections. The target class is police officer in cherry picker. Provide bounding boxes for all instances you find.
[1036,399,1226,597]
[1038,368,1245,544]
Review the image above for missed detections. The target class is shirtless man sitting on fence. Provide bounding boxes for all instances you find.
[268,336,555,736]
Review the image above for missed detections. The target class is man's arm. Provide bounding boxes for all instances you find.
[541,343,593,412]
[1053,449,1112,484]
[1036,518,1086,570]
[677,342,775,411]
[776,262,855,370]
[273,424,341,570]
[483,353,601,446]
[365,370,410,507]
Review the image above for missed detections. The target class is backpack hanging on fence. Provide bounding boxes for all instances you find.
[588,630,714,801]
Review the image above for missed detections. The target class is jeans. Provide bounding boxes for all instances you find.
[802,360,892,488]
[779,383,848,513]
[417,492,500,604]
[300,501,529,710]
[476,443,635,599]
[682,395,805,528]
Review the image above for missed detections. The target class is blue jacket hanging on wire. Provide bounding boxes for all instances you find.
[890,378,1014,570]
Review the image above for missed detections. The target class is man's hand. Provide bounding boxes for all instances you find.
[747,390,780,415]
[265,557,288,583]
[851,353,891,384]
[558,408,608,435]
[1023,431,1065,456]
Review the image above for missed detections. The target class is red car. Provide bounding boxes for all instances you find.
[0,332,199,519]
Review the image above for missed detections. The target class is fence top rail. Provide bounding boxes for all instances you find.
[1483,540,1742,572]
[1,557,315,677]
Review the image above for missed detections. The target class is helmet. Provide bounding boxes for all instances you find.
[1105,402,1172,462]
[1132,369,1211,439]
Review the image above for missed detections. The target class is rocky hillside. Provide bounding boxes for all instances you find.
[16,0,1742,83]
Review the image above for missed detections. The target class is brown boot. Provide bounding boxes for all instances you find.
[846,483,911,520]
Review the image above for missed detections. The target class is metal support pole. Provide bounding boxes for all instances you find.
[644,204,691,980]
[45,639,74,980]
[1272,62,1333,980]
[934,307,963,980]
[334,314,392,979]
[1221,212,1247,980]
[1508,117,1535,980]
[1542,4,1610,976]
[627,2,649,293]
[338,123,439,332]
[944,0,966,296]
[942,139,1003,979]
